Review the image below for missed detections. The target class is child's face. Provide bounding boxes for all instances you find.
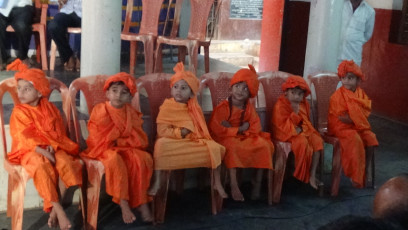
[17,79,42,106]
[285,87,305,104]
[171,80,193,104]
[341,73,360,92]
[105,83,131,109]
[231,81,250,102]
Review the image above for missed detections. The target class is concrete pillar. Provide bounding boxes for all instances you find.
[81,0,122,76]
[303,0,344,77]
[258,0,285,72]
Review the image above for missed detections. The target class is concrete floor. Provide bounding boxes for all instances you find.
[0,55,407,230]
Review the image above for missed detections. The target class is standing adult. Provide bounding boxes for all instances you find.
[48,0,81,71]
[338,0,375,66]
[0,0,34,70]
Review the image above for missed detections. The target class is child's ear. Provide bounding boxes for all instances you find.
[37,92,42,98]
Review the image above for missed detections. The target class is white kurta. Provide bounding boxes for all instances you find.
[0,0,32,17]
[60,0,82,18]
[338,0,375,66]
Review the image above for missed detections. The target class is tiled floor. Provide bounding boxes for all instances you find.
[0,56,407,230]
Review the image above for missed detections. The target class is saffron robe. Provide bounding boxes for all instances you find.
[8,98,82,212]
[209,100,274,169]
[154,98,225,170]
[271,95,323,183]
[82,102,153,207]
[328,86,378,188]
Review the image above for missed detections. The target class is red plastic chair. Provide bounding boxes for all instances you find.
[68,75,140,230]
[6,0,48,70]
[0,77,76,230]
[199,71,274,204]
[259,71,324,203]
[137,73,223,223]
[308,72,375,196]
[121,0,165,75]
[154,0,218,74]
[49,27,81,71]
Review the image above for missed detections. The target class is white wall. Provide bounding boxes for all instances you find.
[291,0,404,10]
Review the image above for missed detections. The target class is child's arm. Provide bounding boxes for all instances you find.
[338,113,353,124]
[180,128,191,138]
[209,103,239,137]
[35,145,56,164]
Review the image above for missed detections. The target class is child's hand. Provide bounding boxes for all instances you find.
[295,126,303,134]
[36,146,56,164]
[338,114,353,124]
[238,122,250,134]
[181,128,191,138]
[221,120,231,128]
[291,102,300,114]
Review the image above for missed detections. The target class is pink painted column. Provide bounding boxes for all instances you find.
[258,0,285,72]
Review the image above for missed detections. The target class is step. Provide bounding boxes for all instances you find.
[209,40,260,56]
[210,52,256,68]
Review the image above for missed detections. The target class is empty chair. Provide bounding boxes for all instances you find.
[121,0,164,74]
[154,0,220,74]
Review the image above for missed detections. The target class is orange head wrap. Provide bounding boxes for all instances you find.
[281,75,311,97]
[230,64,259,98]
[103,72,137,96]
[170,62,199,95]
[337,60,365,81]
[7,59,50,97]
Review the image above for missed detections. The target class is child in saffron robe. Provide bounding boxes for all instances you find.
[209,65,274,201]
[7,59,82,230]
[148,62,227,199]
[81,73,153,223]
[328,60,378,188]
[271,75,323,189]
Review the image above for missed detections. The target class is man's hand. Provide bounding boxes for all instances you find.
[221,120,231,128]
[36,146,56,164]
[238,122,250,134]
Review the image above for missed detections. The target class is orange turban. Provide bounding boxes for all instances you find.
[7,59,50,97]
[170,62,199,95]
[230,64,259,98]
[281,75,311,97]
[337,60,365,81]
[103,72,137,96]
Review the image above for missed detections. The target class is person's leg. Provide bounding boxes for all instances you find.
[8,5,34,61]
[0,13,10,65]
[365,146,375,185]
[229,168,244,201]
[48,12,80,65]
[147,170,161,196]
[214,166,228,198]
[48,179,69,228]
[309,151,322,189]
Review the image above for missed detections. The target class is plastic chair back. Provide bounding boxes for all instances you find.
[123,0,164,36]
[199,72,234,108]
[308,72,339,133]
[188,0,215,41]
[258,71,291,132]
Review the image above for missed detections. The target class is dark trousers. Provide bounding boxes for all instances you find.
[0,5,34,63]
[48,12,81,64]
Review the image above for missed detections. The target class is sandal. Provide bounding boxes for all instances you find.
[64,56,76,71]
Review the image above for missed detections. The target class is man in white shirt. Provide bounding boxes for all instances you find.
[338,0,375,66]
[48,0,81,71]
[0,0,34,69]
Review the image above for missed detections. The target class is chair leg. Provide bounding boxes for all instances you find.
[172,170,185,196]
[331,141,342,196]
[11,175,26,230]
[267,169,274,205]
[210,169,223,215]
[7,175,12,217]
[39,27,48,70]
[371,151,375,188]
[143,38,155,74]
[86,167,103,230]
[318,150,324,197]
[154,170,171,224]
[50,40,57,71]
[154,43,163,73]
[188,41,199,74]
[204,45,210,73]
[130,41,137,74]
[34,33,41,64]
[272,150,287,203]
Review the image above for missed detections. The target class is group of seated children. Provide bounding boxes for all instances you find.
[5,58,377,229]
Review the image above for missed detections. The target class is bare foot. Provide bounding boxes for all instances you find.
[53,204,72,230]
[64,56,75,71]
[250,180,262,200]
[137,203,153,223]
[75,58,80,72]
[309,176,323,190]
[120,200,136,224]
[231,185,244,201]
[214,182,228,199]
[47,208,58,228]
